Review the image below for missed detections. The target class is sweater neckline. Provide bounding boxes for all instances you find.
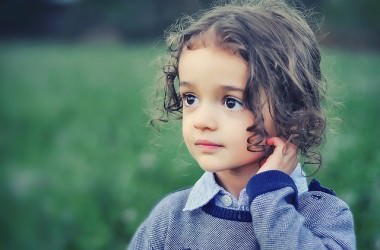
[202,201,252,222]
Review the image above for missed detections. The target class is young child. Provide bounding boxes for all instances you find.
[129,0,356,249]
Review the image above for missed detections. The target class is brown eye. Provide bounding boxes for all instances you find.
[182,94,199,107]
[224,97,243,111]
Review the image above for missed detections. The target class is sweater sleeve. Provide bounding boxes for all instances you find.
[128,214,168,250]
[127,198,171,249]
[127,204,172,250]
[127,220,150,250]
[246,170,356,250]
[127,189,191,250]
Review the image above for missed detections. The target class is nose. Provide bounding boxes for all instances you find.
[193,104,217,131]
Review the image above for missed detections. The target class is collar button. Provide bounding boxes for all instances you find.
[221,195,233,207]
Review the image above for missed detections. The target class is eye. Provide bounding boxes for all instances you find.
[224,96,243,111]
[182,93,199,107]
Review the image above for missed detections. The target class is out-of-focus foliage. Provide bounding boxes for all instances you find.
[320,49,380,249]
[0,42,199,249]
[0,42,379,249]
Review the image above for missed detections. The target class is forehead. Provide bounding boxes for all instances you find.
[178,45,248,91]
[178,25,248,92]
[180,30,246,72]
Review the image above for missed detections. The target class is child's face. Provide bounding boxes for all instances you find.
[178,45,276,173]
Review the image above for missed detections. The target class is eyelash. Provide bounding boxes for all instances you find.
[224,96,244,111]
[181,93,244,111]
[181,93,199,107]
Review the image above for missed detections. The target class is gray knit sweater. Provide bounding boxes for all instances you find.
[128,170,356,249]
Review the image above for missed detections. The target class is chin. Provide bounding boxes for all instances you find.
[197,159,261,174]
[196,163,238,173]
[197,163,223,173]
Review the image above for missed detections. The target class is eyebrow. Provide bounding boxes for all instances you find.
[179,81,244,92]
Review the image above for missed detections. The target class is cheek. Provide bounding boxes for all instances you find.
[227,120,252,147]
[241,112,255,136]
[181,117,191,141]
[230,129,266,164]
[229,114,257,149]
[181,118,187,136]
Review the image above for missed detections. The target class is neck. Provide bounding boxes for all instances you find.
[214,164,260,199]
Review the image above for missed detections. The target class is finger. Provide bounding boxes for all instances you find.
[266,137,285,147]
[267,137,297,156]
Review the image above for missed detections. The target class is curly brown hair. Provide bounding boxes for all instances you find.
[153,0,326,171]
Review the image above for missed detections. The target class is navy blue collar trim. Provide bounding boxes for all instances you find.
[202,201,252,222]
[308,179,336,196]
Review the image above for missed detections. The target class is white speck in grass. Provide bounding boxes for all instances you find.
[341,191,355,205]
[122,208,138,223]
[139,152,156,169]
[8,168,40,199]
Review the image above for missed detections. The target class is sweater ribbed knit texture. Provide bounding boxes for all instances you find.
[128,171,356,250]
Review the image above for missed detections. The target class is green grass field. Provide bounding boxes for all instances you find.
[0,42,379,249]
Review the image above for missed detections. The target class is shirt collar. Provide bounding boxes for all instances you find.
[183,171,221,211]
[183,164,308,211]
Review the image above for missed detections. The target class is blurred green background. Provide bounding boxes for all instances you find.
[0,0,380,249]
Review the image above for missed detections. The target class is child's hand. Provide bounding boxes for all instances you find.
[257,137,298,175]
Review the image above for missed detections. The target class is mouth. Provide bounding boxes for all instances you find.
[194,140,224,150]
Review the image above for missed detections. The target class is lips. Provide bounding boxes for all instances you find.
[194,140,224,150]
